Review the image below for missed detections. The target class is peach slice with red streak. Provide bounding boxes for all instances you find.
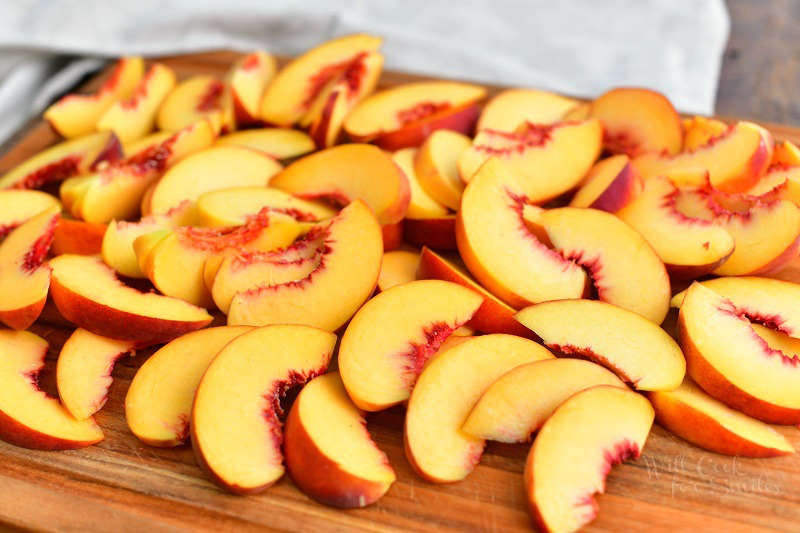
[771,140,800,167]
[192,325,336,494]
[51,218,106,255]
[55,329,135,420]
[515,299,685,390]
[414,129,472,210]
[0,330,104,450]
[682,116,728,151]
[403,215,457,251]
[284,372,396,508]
[0,205,60,330]
[195,186,335,228]
[456,158,589,308]
[125,326,253,446]
[391,148,449,219]
[649,378,794,457]
[746,165,800,205]
[0,131,122,190]
[224,51,276,126]
[157,75,228,133]
[228,201,383,331]
[589,87,683,156]
[568,155,642,212]
[524,385,654,533]
[678,282,800,424]
[97,63,177,143]
[270,143,409,225]
[404,334,552,483]
[463,359,625,443]
[50,254,212,344]
[377,249,419,292]
[338,279,483,411]
[477,89,579,131]
[344,81,487,150]
[215,128,315,161]
[458,120,603,203]
[616,176,735,279]
[44,56,144,138]
[0,190,60,238]
[632,121,773,192]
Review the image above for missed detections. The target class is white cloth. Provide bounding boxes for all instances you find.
[0,0,730,145]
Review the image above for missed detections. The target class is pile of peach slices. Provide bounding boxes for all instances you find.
[2,33,800,532]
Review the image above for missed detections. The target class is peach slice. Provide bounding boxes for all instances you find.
[477,89,579,131]
[515,299,686,390]
[414,129,472,209]
[156,75,227,133]
[338,279,483,411]
[457,120,603,203]
[772,140,800,167]
[125,326,253,446]
[377,249,419,292]
[616,176,735,279]
[381,220,403,251]
[752,323,800,359]
[524,386,654,533]
[403,215,457,251]
[632,121,773,192]
[0,131,121,190]
[192,325,336,494]
[216,128,315,160]
[195,186,335,227]
[405,334,552,483]
[0,190,60,237]
[678,282,800,424]
[0,206,60,329]
[284,372,396,508]
[568,155,642,212]
[463,359,626,443]
[344,81,487,150]
[228,201,383,331]
[50,254,212,344]
[51,218,106,255]
[682,116,728,151]
[270,143,409,225]
[649,378,793,457]
[44,56,144,138]
[562,102,591,121]
[391,148,448,219]
[56,329,135,420]
[224,51,276,125]
[589,87,683,156]
[746,165,800,205]
[0,330,104,450]
[97,63,177,143]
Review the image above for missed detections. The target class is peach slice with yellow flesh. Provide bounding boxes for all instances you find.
[44,56,144,138]
[0,190,60,237]
[195,186,335,227]
[477,89,579,131]
[344,81,487,150]
[125,326,253,446]
[403,215,457,251]
[462,359,626,443]
[228,200,383,330]
[50,254,212,344]
[192,325,336,494]
[377,249,419,292]
[0,206,60,330]
[678,282,800,424]
[284,372,396,508]
[97,63,177,143]
[562,102,591,121]
[51,218,106,255]
[568,155,642,212]
[0,330,104,450]
[405,334,552,483]
[0,131,122,190]
[649,378,793,457]
[391,148,449,219]
[156,75,227,133]
[456,159,589,308]
[56,329,135,420]
[682,116,728,151]
[414,129,471,209]
[516,299,685,390]
[589,87,683,156]
[224,51,276,125]
[458,120,603,202]
[216,128,315,160]
[525,386,654,533]
[746,165,800,205]
[270,143,409,225]
[633,121,773,192]
[772,140,800,166]
[339,279,483,411]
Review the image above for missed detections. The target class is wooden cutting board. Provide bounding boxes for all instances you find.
[0,51,798,533]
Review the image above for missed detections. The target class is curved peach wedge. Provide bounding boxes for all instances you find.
[224,51,276,126]
[195,186,335,228]
[477,89,579,131]
[772,140,800,167]
[216,128,315,160]
[414,129,472,209]
[405,334,552,483]
[683,116,728,151]
[524,386,654,533]
[0,190,60,238]
[377,249,419,292]
[192,325,336,494]
[568,155,642,212]
[746,165,800,205]
[157,75,227,133]
[391,148,448,219]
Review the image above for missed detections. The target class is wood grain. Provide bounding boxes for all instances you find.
[1,52,799,533]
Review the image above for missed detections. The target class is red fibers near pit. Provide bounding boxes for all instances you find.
[125,134,179,174]
[547,343,637,386]
[506,190,577,265]
[716,300,800,366]
[173,413,190,443]
[262,367,327,454]
[261,206,319,223]
[396,101,451,127]
[573,439,640,521]
[22,215,57,273]
[0,223,18,239]
[196,81,224,112]
[304,52,368,109]
[660,188,714,226]
[401,321,456,384]
[15,154,81,190]
[562,250,606,299]
[120,67,156,110]
[474,122,553,156]
[178,210,272,252]
[602,130,640,157]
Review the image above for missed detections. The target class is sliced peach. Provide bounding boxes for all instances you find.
[768,254,800,284]
[746,165,800,205]
[0,206,60,329]
[125,326,253,446]
[377,249,419,292]
[228,201,382,331]
[771,140,800,167]
[562,102,591,121]
[568,155,642,212]
[50,254,212,344]
[381,221,403,251]
[51,218,106,255]
[477,89,579,131]
[56,329,135,420]
[391,148,448,219]
[216,128,315,160]
[270,143,409,225]
[403,215,457,251]
[0,190,60,238]
[224,51,276,125]
[414,129,471,209]
[338,279,483,411]
[0,330,104,450]
[525,386,654,532]
[156,75,227,133]
[682,116,728,151]
[97,63,177,143]
[515,299,685,390]
[192,325,336,494]
[195,186,335,227]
